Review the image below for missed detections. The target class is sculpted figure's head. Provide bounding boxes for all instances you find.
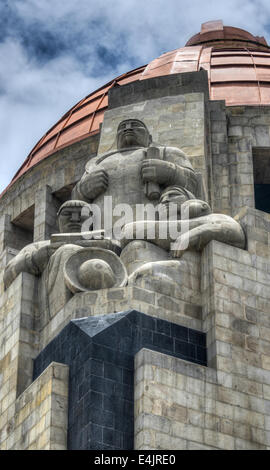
[159,186,195,217]
[117,119,152,149]
[159,187,212,219]
[57,200,92,233]
[182,199,212,219]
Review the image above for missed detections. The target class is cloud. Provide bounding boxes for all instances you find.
[1,0,270,192]
[0,37,112,186]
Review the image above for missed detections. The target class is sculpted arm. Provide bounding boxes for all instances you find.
[72,164,109,202]
[141,146,197,195]
[172,219,246,258]
[120,215,246,255]
[4,241,51,289]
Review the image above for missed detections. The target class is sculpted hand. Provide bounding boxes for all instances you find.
[4,242,51,289]
[3,254,27,289]
[32,244,53,271]
[79,168,109,200]
[141,160,176,186]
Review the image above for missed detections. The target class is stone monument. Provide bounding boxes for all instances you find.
[4,119,245,317]
[1,21,270,451]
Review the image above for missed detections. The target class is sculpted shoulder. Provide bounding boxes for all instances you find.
[85,147,144,172]
[163,146,194,169]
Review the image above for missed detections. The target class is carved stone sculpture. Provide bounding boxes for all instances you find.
[64,247,127,293]
[72,119,198,229]
[4,119,246,315]
[120,185,245,293]
[4,200,126,320]
[71,119,245,297]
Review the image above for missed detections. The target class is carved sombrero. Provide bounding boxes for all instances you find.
[64,247,128,293]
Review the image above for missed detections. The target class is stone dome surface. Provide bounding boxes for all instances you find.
[6,20,270,191]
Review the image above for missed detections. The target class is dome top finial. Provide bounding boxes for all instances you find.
[200,20,224,34]
[186,20,268,47]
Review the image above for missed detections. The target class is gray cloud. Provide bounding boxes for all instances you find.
[1,0,270,192]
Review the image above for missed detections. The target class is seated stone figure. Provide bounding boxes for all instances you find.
[72,118,198,230]
[120,186,245,292]
[4,200,125,322]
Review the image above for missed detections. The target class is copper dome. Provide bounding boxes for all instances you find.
[6,20,270,192]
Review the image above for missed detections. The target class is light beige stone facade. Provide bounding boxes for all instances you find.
[0,362,68,450]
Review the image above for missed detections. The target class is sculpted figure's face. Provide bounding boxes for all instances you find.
[159,189,190,216]
[183,200,212,219]
[58,206,89,233]
[160,189,212,220]
[117,120,150,149]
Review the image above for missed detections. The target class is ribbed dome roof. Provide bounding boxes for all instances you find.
[6,20,270,192]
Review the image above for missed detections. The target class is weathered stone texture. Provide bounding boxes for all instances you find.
[210,101,230,214]
[0,272,41,449]
[135,348,269,450]
[34,185,61,242]
[225,107,270,216]
[134,237,270,450]
[39,285,203,350]
[99,82,209,199]
[0,362,68,450]
[0,272,38,399]
[0,134,99,227]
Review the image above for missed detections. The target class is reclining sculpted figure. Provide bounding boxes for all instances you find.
[120,185,245,291]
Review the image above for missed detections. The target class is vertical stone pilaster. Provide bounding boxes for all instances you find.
[210,101,230,214]
[0,215,11,254]
[201,241,218,369]
[34,185,60,242]
[0,272,39,450]
[16,273,39,396]
[228,134,255,216]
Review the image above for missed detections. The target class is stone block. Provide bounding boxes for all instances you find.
[204,429,234,450]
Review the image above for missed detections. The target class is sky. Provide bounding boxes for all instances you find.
[1,0,270,192]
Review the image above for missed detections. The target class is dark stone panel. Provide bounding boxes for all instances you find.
[196,345,208,363]
[33,309,207,450]
[156,318,171,336]
[189,328,206,346]
[175,339,195,358]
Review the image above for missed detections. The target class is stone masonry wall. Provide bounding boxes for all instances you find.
[211,105,270,217]
[135,349,217,450]
[210,100,230,214]
[0,362,69,450]
[39,284,202,352]
[0,134,99,228]
[0,272,40,449]
[0,273,38,402]
[135,235,270,450]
